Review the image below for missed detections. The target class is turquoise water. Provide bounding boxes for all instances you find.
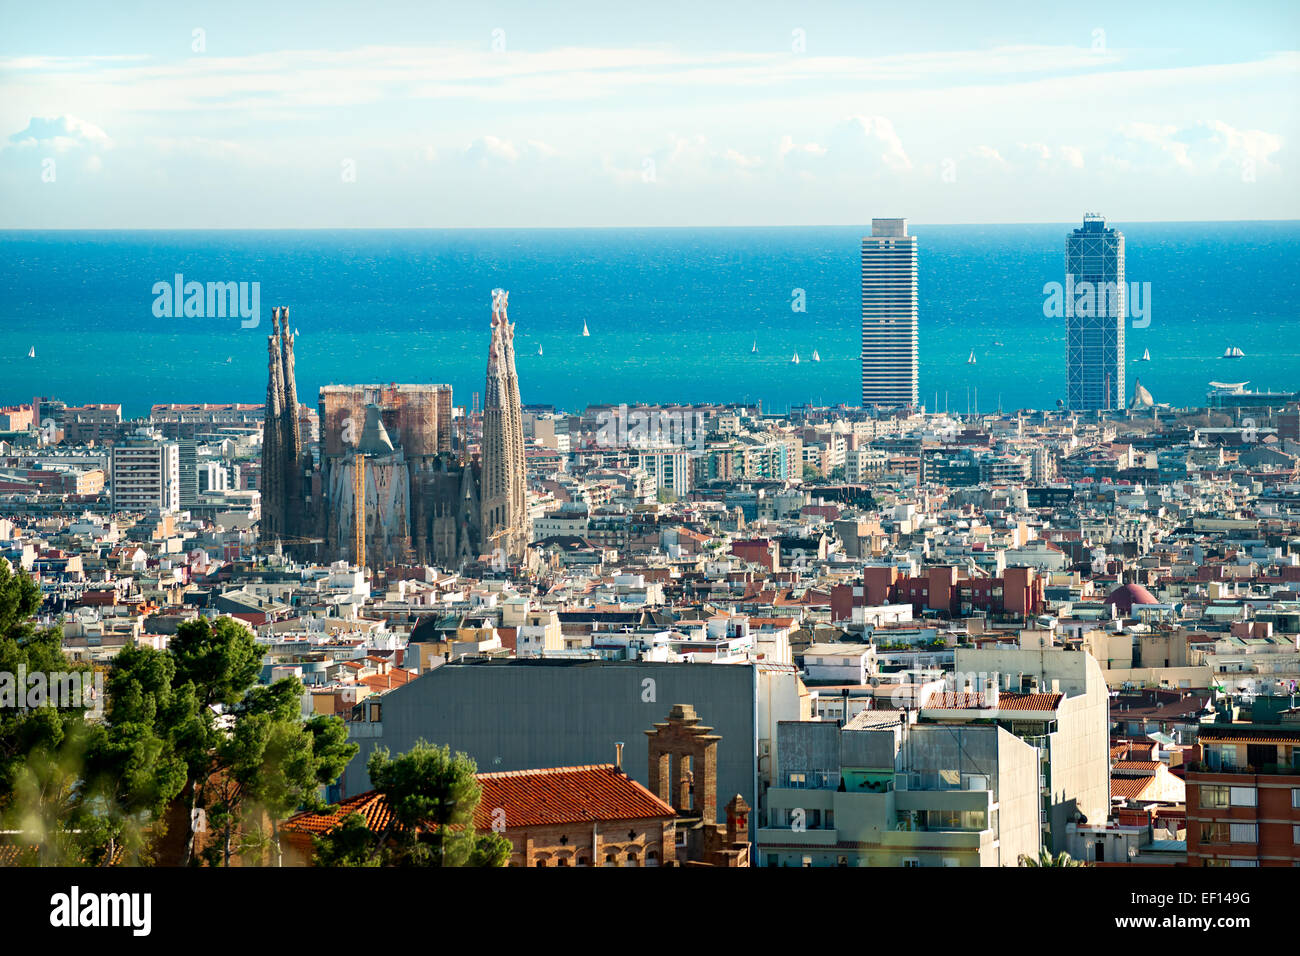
[1,223,1296,417]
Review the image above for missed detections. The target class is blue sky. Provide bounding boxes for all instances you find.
[1,0,1296,227]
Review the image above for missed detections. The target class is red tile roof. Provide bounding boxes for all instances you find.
[282,789,393,836]
[282,764,676,838]
[475,765,675,828]
[1110,776,1157,800]
[924,691,1064,711]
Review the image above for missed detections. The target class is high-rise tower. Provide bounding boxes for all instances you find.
[480,289,527,561]
[1066,214,1125,411]
[860,218,919,408]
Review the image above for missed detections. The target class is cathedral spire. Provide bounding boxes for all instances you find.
[480,289,526,561]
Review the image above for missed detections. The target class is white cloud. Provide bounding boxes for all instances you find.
[824,115,911,172]
[465,135,519,163]
[7,115,111,152]
[1105,120,1279,174]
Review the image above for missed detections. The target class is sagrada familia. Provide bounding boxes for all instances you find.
[259,291,528,570]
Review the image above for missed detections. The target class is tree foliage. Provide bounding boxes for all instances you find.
[312,740,509,867]
[0,563,355,867]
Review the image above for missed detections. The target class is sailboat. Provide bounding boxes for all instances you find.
[27,346,35,359]
[967,349,976,365]
[790,351,800,365]
[751,340,757,354]
[537,344,543,357]
[1223,346,1244,358]
[811,350,821,363]
[1141,348,1151,362]
[582,320,590,337]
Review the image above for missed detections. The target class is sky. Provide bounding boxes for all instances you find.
[1,0,1297,227]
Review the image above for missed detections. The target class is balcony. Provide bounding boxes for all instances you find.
[1186,760,1300,777]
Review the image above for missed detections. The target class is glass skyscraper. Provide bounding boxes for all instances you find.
[861,218,919,408]
[1065,214,1125,411]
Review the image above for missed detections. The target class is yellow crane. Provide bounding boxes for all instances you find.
[353,452,365,574]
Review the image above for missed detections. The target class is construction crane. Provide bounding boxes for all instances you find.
[353,452,365,574]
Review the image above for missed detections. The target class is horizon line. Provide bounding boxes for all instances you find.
[3,217,1300,233]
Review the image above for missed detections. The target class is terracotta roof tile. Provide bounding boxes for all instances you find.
[474,765,676,828]
[1110,776,1157,800]
[282,764,676,838]
[924,691,1064,711]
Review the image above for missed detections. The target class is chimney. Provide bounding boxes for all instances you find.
[614,741,625,773]
[984,672,999,708]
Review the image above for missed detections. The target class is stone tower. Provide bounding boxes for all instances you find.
[260,306,306,548]
[480,289,527,561]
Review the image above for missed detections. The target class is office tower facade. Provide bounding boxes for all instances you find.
[481,288,528,561]
[860,218,919,408]
[1066,214,1125,411]
[111,439,180,513]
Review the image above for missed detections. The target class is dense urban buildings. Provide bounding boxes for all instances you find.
[1066,214,1126,412]
[6,244,1300,878]
[860,218,919,409]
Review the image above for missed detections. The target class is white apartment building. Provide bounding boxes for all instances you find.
[111,440,180,513]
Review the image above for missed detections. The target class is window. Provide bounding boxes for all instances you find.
[902,858,921,868]
[801,856,812,868]
[1229,787,1257,808]
[1293,826,1300,845]
[1292,789,1300,810]
[1229,823,1257,844]
[1228,859,1259,867]
[1201,785,1230,809]
[942,858,961,867]
[1199,823,1231,844]
[788,772,807,788]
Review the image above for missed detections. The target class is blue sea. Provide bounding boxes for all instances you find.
[2,223,1297,418]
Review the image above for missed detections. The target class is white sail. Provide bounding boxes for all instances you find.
[582,320,590,337]
[27,347,35,359]
[812,350,821,362]
[1141,348,1150,361]
[751,340,757,353]
[791,351,800,364]
[537,345,543,356]
[967,350,976,365]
